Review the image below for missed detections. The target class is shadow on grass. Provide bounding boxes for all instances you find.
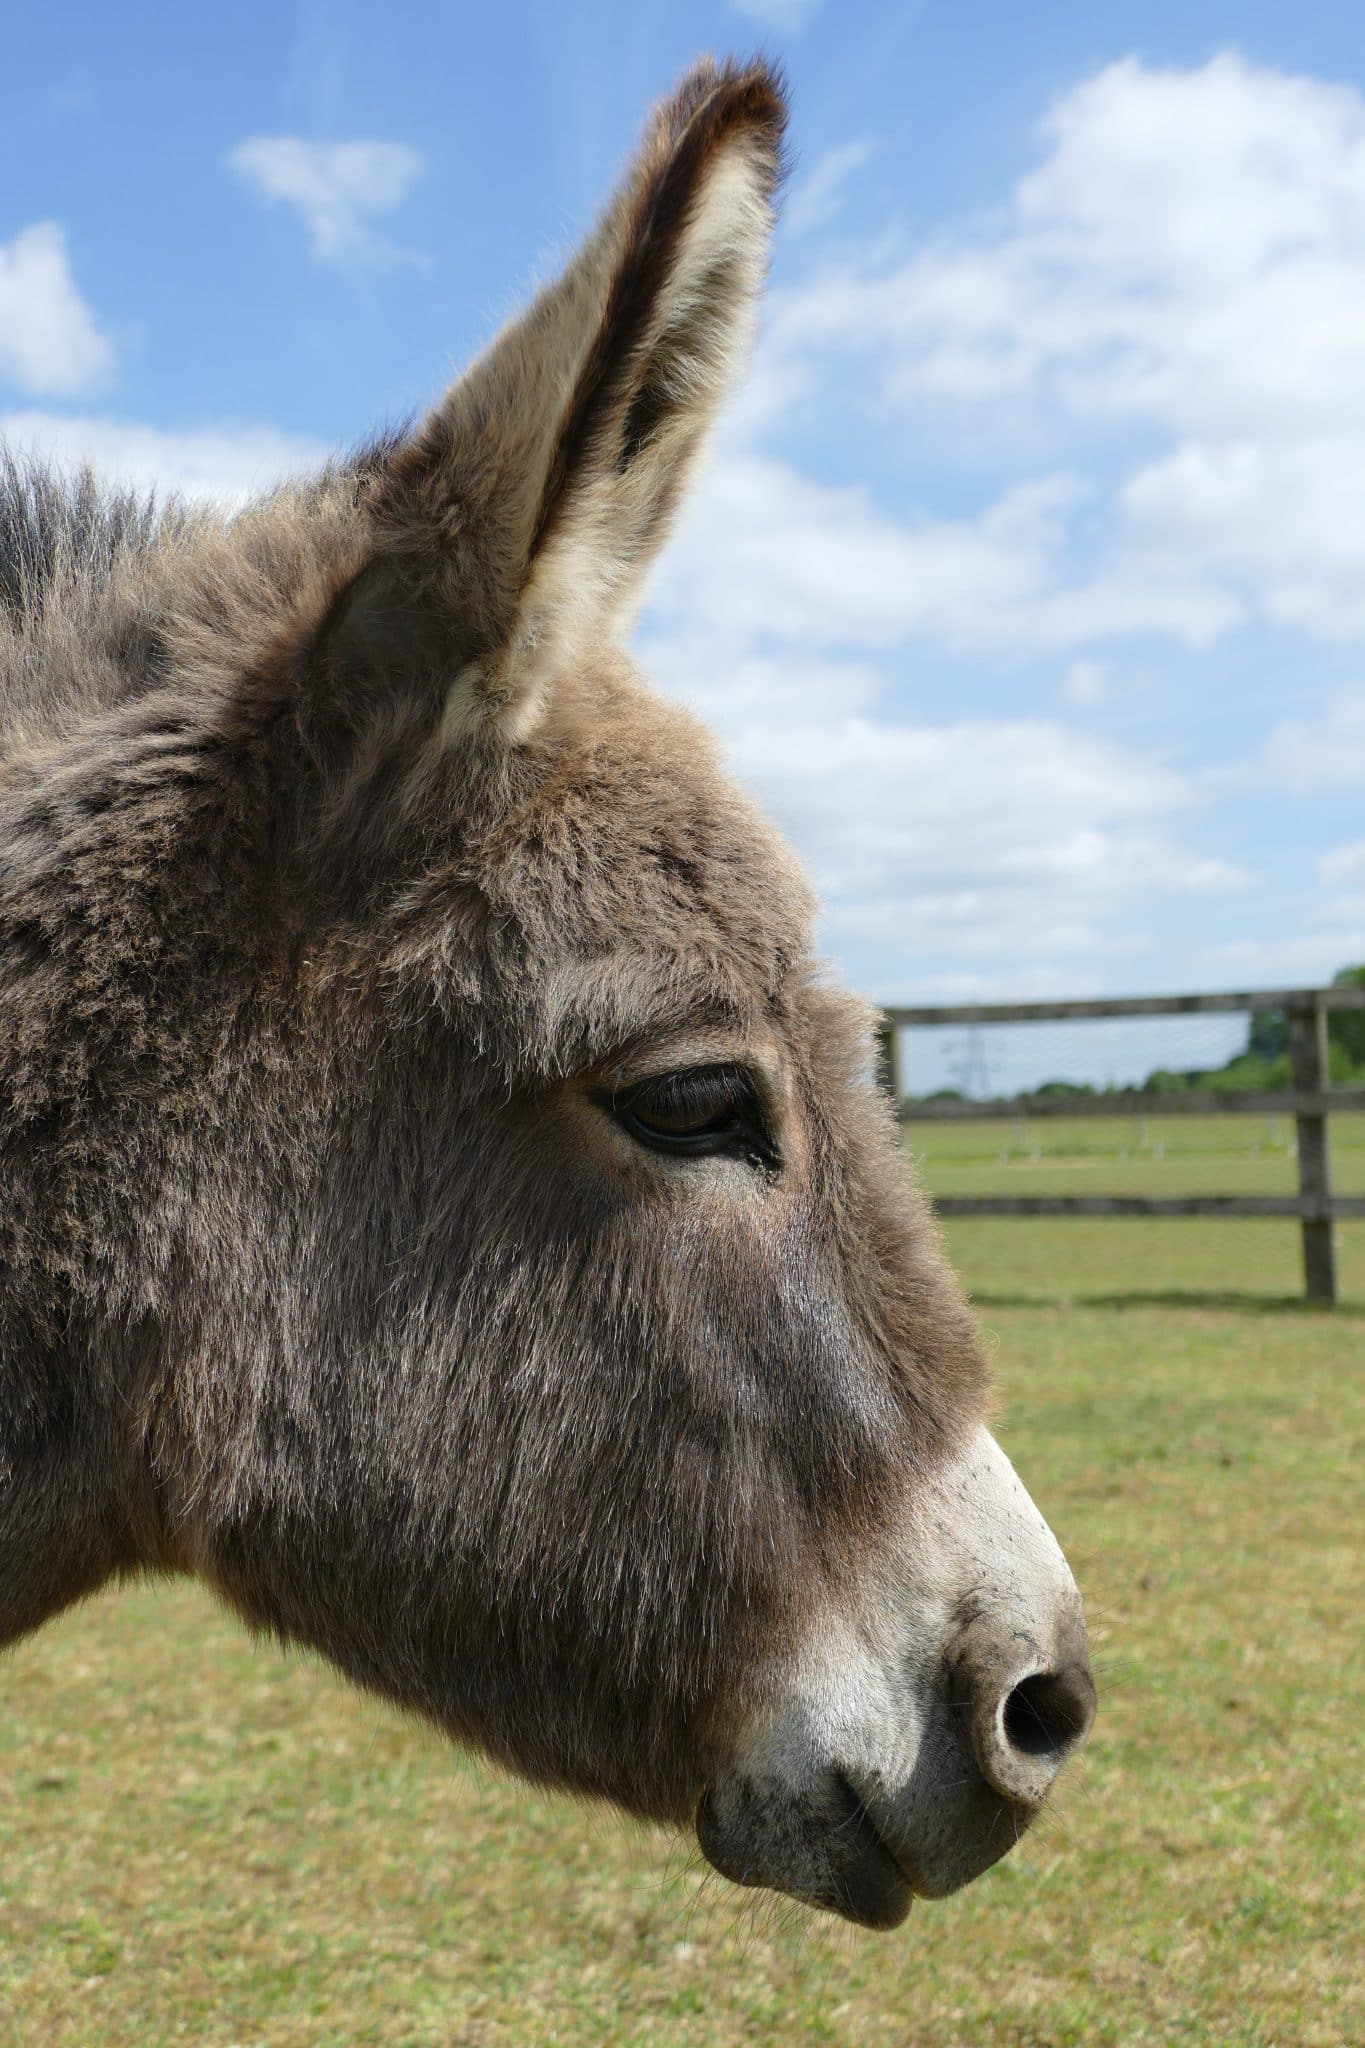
[970,1288,1365,1316]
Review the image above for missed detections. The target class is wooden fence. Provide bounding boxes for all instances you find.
[875,986,1365,1304]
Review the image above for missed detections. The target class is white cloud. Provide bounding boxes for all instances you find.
[1321,840,1365,888]
[734,712,1234,907]
[641,620,1240,985]
[636,53,1365,992]
[1120,439,1365,638]
[227,137,425,264]
[1263,687,1365,789]
[730,0,824,28]
[638,193,1261,988]
[1211,930,1365,982]
[631,55,1365,666]
[788,141,874,234]
[778,53,1365,431]
[0,222,113,397]
[0,410,329,504]
[651,454,1078,651]
[765,53,1365,642]
[1064,659,1107,705]
[650,449,1234,657]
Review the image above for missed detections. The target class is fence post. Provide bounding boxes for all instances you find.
[1288,997,1336,1305]
[875,1018,903,1114]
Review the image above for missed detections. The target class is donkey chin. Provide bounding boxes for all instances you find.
[696,1427,1095,1928]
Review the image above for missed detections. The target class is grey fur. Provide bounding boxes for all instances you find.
[0,62,1062,1910]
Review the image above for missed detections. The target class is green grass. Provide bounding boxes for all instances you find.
[2,1128,1362,2045]
[906,1108,1365,1202]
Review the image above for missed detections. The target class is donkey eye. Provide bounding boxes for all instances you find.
[609,1065,776,1165]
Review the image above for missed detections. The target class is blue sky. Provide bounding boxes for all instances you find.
[6,1,1365,1088]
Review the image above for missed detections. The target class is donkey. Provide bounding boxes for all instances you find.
[0,59,1093,1929]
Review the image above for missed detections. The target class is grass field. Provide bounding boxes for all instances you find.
[905,1107,1365,1203]
[2,1118,1362,2046]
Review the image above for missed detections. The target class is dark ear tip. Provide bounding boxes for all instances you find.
[658,53,791,182]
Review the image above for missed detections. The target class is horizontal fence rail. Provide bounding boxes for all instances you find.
[877,985,1365,1305]
[906,1086,1365,1121]
[883,986,1365,1026]
[931,1196,1365,1221]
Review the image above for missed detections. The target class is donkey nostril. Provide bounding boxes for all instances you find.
[1002,1665,1095,1762]
[952,1621,1096,1807]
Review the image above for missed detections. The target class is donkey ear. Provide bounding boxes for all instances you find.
[319,58,787,745]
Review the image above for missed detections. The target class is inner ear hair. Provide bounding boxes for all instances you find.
[301,554,480,772]
[311,58,788,756]
[524,65,787,616]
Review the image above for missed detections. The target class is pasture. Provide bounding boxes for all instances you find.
[2,1117,1361,2047]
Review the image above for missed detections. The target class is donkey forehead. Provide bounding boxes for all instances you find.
[394,664,821,1076]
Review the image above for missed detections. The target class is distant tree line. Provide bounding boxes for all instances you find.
[1143,965,1365,1095]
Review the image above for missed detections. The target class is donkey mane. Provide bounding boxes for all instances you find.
[0,454,166,620]
[0,441,405,747]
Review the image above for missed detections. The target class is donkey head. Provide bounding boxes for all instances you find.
[138,59,1093,1927]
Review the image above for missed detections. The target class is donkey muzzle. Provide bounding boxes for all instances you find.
[695,1424,1095,1928]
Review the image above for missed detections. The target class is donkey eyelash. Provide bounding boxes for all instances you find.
[602,1064,779,1167]
[619,1065,753,1124]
